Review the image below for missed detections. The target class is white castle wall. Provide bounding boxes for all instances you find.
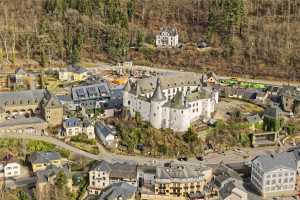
[123,81,219,132]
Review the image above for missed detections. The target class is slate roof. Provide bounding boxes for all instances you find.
[263,106,282,119]
[168,91,187,109]
[150,78,165,101]
[72,82,111,101]
[0,89,46,108]
[97,182,136,200]
[133,72,202,94]
[67,65,88,74]
[246,114,261,124]
[95,122,116,138]
[252,151,297,173]
[36,165,70,183]
[156,162,209,182]
[28,152,61,165]
[90,160,137,180]
[42,92,62,108]
[159,27,178,36]
[63,117,82,128]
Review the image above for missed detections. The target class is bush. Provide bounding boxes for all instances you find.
[26,140,55,152]
[70,134,96,145]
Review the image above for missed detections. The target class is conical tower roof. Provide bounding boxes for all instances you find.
[151,77,165,101]
[124,79,132,92]
[170,90,187,109]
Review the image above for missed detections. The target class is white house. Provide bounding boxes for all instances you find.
[83,119,95,139]
[95,122,118,148]
[156,27,179,48]
[59,65,88,81]
[123,72,219,132]
[0,162,21,178]
[251,152,297,198]
[62,117,82,137]
[88,160,137,195]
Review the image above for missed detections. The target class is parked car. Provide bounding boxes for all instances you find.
[177,155,188,161]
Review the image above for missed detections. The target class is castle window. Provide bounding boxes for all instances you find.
[128,100,131,105]
[181,111,183,114]
[153,113,156,117]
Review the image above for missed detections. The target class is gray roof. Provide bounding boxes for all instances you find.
[246,114,261,124]
[97,182,136,200]
[91,160,112,172]
[150,78,165,101]
[159,27,178,36]
[95,122,117,138]
[72,82,111,101]
[0,89,46,108]
[63,117,82,128]
[133,72,202,94]
[156,162,209,182]
[168,91,187,109]
[67,65,88,74]
[263,106,282,119]
[28,152,61,165]
[36,165,70,183]
[91,160,137,180]
[252,151,297,173]
[42,92,62,108]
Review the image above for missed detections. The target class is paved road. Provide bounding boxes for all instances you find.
[0,133,289,166]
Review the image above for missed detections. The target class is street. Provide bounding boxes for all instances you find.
[0,132,291,166]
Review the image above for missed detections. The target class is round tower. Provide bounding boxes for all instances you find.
[150,77,166,129]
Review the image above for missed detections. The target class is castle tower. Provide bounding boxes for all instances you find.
[150,77,166,129]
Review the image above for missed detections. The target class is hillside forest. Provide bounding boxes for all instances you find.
[0,0,299,79]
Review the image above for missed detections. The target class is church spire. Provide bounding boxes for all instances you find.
[151,77,165,101]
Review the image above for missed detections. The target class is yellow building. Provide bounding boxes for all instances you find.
[28,152,63,172]
[154,162,212,198]
[59,65,88,82]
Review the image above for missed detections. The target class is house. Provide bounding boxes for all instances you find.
[214,168,248,200]
[62,117,83,137]
[59,65,88,81]
[97,182,137,200]
[153,162,212,198]
[251,152,297,198]
[35,165,72,200]
[137,165,156,187]
[95,122,118,148]
[83,118,95,139]
[255,92,269,104]
[0,161,21,179]
[28,152,62,172]
[207,71,218,85]
[263,106,283,131]
[11,68,43,90]
[71,82,111,110]
[155,27,179,48]
[0,89,63,127]
[88,160,137,195]
[246,114,262,131]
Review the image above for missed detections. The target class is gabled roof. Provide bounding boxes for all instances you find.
[43,92,62,108]
[263,106,282,119]
[63,117,82,128]
[98,182,137,200]
[246,114,261,124]
[159,27,178,36]
[67,65,88,74]
[28,152,61,164]
[15,67,27,75]
[36,165,70,183]
[90,160,137,180]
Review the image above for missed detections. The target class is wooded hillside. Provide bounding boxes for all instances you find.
[0,0,299,79]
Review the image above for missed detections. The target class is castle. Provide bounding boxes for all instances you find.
[123,73,219,132]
